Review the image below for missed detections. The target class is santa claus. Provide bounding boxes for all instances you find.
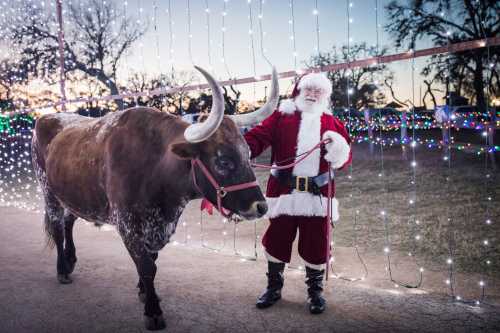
[244,72,352,314]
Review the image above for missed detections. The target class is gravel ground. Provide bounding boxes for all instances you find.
[1,206,500,333]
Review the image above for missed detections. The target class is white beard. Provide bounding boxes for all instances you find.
[295,93,329,115]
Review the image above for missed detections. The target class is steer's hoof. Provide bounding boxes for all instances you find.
[57,274,72,284]
[66,258,77,275]
[144,314,166,331]
[138,293,162,304]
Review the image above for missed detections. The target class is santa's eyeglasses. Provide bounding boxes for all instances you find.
[303,87,325,98]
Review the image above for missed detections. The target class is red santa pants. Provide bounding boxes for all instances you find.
[262,215,329,267]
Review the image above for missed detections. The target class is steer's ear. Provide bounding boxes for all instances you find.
[170,141,200,159]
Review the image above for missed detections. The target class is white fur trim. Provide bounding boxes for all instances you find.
[302,258,326,270]
[264,250,285,263]
[293,111,321,177]
[265,193,339,221]
[322,131,350,169]
[298,73,332,96]
[278,99,296,114]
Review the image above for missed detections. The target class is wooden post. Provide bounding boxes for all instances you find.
[364,108,374,154]
[442,106,450,159]
[401,110,408,143]
[435,105,450,159]
[401,110,408,160]
[488,107,497,169]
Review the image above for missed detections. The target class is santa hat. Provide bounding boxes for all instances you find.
[291,72,332,99]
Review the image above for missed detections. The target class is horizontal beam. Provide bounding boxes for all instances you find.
[4,36,499,116]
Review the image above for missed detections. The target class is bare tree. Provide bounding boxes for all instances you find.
[385,0,500,112]
[0,60,28,102]
[384,74,411,107]
[124,71,198,114]
[222,85,241,115]
[4,0,146,110]
[307,43,390,110]
[422,78,443,108]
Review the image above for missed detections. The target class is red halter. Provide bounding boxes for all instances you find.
[191,158,259,218]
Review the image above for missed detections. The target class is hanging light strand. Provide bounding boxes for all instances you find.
[375,2,423,288]
[257,0,272,67]
[247,0,257,100]
[288,0,298,72]
[330,0,368,283]
[152,0,161,74]
[221,0,232,78]
[204,0,213,70]
[167,0,175,79]
[187,0,194,64]
[313,0,320,56]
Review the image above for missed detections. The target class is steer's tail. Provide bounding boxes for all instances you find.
[44,212,56,249]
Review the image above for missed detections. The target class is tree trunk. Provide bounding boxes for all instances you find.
[77,64,124,111]
[105,79,124,111]
[423,80,437,108]
[473,55,486,114]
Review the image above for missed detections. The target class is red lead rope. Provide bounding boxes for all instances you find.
[326,162,333,280]
[249,138,332,169]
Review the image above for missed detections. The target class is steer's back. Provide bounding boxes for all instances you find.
[33,112,112,221]
[33,108,186,223]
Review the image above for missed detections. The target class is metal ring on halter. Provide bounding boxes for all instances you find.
[218,188,227,198]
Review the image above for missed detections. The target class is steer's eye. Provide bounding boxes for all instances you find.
[215,156,235,172]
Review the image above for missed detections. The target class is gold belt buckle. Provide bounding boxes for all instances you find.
[296,176,309,192]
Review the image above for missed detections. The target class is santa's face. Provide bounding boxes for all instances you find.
[295,86,329,114]
[302,87,325,104]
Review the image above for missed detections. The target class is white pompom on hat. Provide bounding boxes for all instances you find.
[291,72,332,98]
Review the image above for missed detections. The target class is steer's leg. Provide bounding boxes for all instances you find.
[43,193,73,284]
[119,225,165,331]
[63,211,78,274]
[138,252,159,304]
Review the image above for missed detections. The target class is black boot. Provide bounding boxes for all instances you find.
[256,261,285,309]
[305,267,326,314]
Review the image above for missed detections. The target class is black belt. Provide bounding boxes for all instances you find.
[271,169,331,195]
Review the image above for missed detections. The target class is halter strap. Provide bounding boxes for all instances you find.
[191,158,259,218]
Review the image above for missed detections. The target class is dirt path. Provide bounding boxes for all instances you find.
[1,206,500,333]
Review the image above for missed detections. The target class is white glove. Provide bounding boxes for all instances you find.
[322,131,350,169]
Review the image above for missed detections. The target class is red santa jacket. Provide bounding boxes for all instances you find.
[244,99,352,219]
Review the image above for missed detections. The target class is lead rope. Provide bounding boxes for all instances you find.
[326,162,333,280]
[250,139,331,170]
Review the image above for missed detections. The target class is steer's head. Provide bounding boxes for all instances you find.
[171,66,279,220]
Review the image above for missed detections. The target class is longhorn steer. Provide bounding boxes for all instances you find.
[32,66,279,330]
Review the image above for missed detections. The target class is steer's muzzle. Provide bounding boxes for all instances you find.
[239,200,268,220]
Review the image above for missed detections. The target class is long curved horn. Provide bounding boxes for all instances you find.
[184,66,225,143]
[229,67,279,126]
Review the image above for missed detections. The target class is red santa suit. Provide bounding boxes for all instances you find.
[244,73,352,269]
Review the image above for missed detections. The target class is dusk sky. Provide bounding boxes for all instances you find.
[116,0,439,106]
